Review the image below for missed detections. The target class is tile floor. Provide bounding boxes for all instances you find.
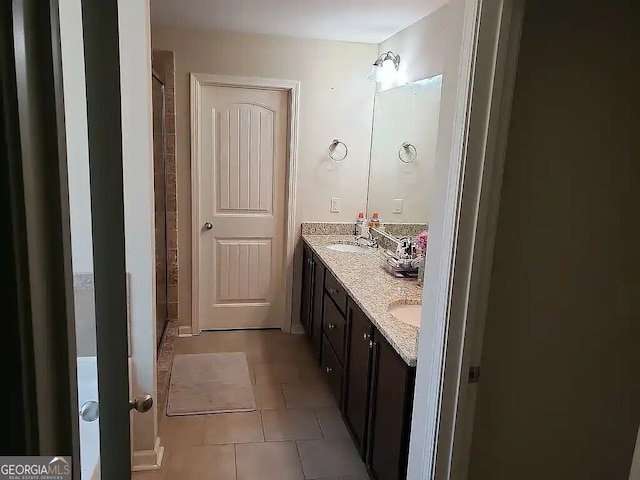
[133,329,368,480]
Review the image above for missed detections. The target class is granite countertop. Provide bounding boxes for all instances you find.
[302,234,421,366]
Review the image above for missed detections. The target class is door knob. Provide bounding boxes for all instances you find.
[79,400,99,422]
[129,394,154,413]
[203,222,213,230]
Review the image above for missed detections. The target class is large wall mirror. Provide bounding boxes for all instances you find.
[366,75,442,225]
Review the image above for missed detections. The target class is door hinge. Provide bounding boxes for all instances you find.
[468,366,481,384]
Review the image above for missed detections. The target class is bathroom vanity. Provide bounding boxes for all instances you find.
[298,70,442,480]
[300,234,422,480]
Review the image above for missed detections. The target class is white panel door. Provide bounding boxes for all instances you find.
[198,85,288,329]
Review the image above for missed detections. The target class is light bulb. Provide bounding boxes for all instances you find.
[381,58,396,74]
[367,53,400,83]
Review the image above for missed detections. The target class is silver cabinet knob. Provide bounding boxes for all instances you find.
[325,366,332,374]
[328,323,336,330]
[129,394,153,413]
[369,340,374,349]
[363,332,371,340]
[203,222,213,230]
[79,400,99,422]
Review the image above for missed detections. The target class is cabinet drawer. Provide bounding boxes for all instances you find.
[323,293,346,364]
[325,270,347,314]
[321,334,343,406]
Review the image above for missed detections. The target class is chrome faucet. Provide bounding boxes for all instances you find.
[356,232,378,248]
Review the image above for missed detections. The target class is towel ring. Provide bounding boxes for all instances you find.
[398,142,417,163]
[328,139,348,162]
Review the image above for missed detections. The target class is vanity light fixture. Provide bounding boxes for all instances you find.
[367,51,401,82]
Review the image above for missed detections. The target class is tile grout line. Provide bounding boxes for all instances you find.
[258,409,267,443]
[293,439,306,480]
[200,414,206,445]
[277,382,286,409]
[233,443,239,480]
[281,383,292,409]
[313,408,326,439]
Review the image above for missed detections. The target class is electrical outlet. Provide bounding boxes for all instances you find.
[393,198,403,214]
[330,197,341,213]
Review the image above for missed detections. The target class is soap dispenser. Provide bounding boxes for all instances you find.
[371,212,381,228]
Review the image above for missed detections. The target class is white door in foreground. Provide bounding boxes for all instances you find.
[197,85,287,330]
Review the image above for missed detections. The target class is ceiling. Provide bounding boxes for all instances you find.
[150,0,448,44]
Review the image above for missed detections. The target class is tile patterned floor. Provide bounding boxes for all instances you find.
[134,329,368,480]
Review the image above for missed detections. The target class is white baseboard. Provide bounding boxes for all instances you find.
[178,325,192,337]
[131,436,165,471]
[290,323,305,335]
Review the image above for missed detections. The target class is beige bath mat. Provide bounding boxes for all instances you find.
[167,352,256,416]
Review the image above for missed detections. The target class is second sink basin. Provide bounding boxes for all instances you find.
[326,243,369,253]
[388,303,422,328]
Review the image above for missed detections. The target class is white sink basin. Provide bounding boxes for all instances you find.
[388,303,422,328]
[326,243,368,253]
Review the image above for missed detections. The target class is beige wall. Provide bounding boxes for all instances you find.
[468,1,638,479]
[151,27,377,328]
[377,4,450,91]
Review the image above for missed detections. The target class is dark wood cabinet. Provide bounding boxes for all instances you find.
[323,293,347,364]
[300,246,326,362]
[325,269,348,314]
[321,334,344,406]
[300,244,314,336]
[310,256,325,359]
[301,240,416,480]
[344,300,374,455]
[366,331,416,480]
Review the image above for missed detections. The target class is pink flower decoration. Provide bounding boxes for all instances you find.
[415,230,429,255]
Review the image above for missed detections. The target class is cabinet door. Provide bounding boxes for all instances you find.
[310,254,325,359]
[300,245,314,335]
[321,334,344,406]
[367,332,416,480]
[344,301,374,456]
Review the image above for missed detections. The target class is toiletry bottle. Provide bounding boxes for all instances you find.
[372,212,380,228]
[356,212,367,236]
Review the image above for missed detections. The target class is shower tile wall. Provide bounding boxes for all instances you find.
[152,76,168,348]
[152,50,178,326]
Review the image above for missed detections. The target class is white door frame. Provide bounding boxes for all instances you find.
[407,0,526,479]
[190,73,301,335]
